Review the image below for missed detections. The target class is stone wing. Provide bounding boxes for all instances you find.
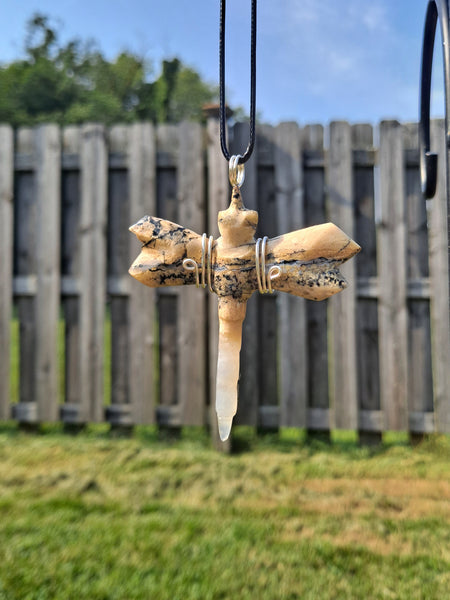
[266,223,361,301]
[129,216,202,288]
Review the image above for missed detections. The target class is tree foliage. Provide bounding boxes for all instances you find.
[0,14,217,126]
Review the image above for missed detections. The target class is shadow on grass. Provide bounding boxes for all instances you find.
[228,426,447,459]
[0,420,448,460]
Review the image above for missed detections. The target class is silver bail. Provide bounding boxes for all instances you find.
[228,154,245,188]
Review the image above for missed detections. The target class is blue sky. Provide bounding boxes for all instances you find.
[0,0,444,124]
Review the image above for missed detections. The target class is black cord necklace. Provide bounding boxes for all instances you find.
[219,0,257,165]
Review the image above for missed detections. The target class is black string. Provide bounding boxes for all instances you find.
[219,0,257,164]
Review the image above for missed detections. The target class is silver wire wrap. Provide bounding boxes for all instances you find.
[255,236,281,294]
[229,155,245,188]
[182,233,214,292]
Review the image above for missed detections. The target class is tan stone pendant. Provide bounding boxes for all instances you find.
[129,157,360,441]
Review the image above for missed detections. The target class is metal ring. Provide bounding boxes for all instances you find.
[207,235,214,293]
[267,266,281,293]
[201,233,207,287]
[255,237,280,294]
[260,236,268,292]
[229,155,245,188]
[255,238,263,293]
[182,258,200,287]
[183,234,215,293]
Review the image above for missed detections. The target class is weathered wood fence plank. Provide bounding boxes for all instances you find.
[275,122,307,428]
[353,124,382,442]
[35,125,61,422]
[234,121,259,427]
[177,121,206,426]
[156,124,179,426]
[378,121,409,430]
[0,125,13,420]
[128,122,157,425]
[303,124,330,434]
[404,123,434,436]
[256,125,278,426]
[79,124,108,422]
[107,125,132,426]
[14,128,38,423]
[207,115,231,449]
[327,121,358,430]
[60,126,83,424]
[430,119,450,432]
[13,127,61,423]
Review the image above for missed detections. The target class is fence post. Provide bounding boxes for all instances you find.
[0,125,13,420]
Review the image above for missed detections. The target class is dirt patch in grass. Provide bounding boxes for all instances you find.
[299,478,450,519]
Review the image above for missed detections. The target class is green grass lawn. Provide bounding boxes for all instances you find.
[0,427,449,600]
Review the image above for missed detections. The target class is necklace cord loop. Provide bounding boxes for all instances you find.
[219,0,257,165]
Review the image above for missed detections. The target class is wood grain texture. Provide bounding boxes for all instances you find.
[256,127,278,422]
[108,125,132,427]
[303,125,330,433]
[0,125,13,420]
[233,121,259,427]
[352,124,382,443]
[378,121,408,430]
[60,126,83,424]
[404,123,434,433]
[327,122,358,430]
[275,122,306,428]
[34,125,61,422]
[177,121,206,426]
[128,123,157,425]
[79,124,107,422]
[14,129,37,422]
[155,125,179,423]
[153,130,178,431]
[206,116,230,450]
[429,119,450,432]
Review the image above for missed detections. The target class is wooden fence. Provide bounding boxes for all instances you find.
[0,118,449,444]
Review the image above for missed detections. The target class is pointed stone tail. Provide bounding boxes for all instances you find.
[215,298,248,441]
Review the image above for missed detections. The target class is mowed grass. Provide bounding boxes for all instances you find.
[0,427,449,600]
